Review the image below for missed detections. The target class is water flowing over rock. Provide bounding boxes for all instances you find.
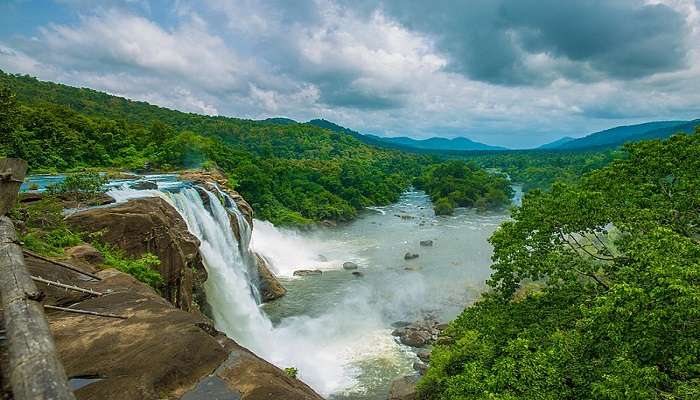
[419,240,433,247]
[179,170,253,226]
[404,252,419,260]
[66,197,205,311]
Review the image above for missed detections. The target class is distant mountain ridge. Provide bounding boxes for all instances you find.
[549,120,700,150]
[306,119,506,151]
[538,136,575,149]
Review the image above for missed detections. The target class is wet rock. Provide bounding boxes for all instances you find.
[436,336,454,345]
[400,330,432,347]
[293,269,323,276]
[419,240,433,247]
[351,271,364,277]
[413,361,428,375]
[416,350,431,363]
[254,252,286,302]
[180,170,254,226]
[65,244,104,266]
[404,252,419,260]
[388,375,419,400]
[321,220,337,227]
[343,261,359,270]
[403,266,418,271]
[392,317,445,348]
[391,321,412,328]
[130,180,158,190]
[66,197,204,311]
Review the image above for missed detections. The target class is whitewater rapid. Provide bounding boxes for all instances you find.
[107,181,509,398]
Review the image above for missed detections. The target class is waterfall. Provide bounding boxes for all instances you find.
[106,182,371,395]
[107,184,274,351]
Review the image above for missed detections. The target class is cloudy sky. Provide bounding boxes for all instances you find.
[1,0,699,148]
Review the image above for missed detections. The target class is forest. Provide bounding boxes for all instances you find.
[419,131,700,399]
[1,71,517,224]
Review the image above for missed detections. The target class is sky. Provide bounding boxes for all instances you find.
[1,0,700,148]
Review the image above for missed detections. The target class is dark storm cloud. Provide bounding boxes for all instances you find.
[369,0,690,85]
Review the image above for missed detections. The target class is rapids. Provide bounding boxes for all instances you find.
[20,175,516,399]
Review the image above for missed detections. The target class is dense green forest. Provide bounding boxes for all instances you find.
[415,161,513,215]
[419,131,700,399]
[0,71,515,224]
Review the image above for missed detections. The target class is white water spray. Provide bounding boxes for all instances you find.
[107,183,388,395]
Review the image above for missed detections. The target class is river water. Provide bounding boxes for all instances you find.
[22,175,517,399]
[250,190,513,399]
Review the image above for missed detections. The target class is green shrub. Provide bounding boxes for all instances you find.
[95,243,164,289]
[47,171,108,205]
[283,367,298,379]
[433,197,455,216]
[11,197,82,255]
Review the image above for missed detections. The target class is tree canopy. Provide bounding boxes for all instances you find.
[420,130,700,399]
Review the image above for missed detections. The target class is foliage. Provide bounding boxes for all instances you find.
[46,171,108,204]
[93,243,164,290]
[420,131,700,399]
[0,71,511,226]
[415,160,514,214]
[10,197,83,256]
[284,367,298,379]
[465,149,621,191]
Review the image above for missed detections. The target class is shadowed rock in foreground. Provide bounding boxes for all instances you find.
[27,255,323,400]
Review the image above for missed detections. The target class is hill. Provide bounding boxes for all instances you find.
[380,135,507,151]
[0,70,427,225]
[554,120,699,150]
[537,136,575,149]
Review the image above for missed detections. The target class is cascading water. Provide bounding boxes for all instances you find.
[106,181,511,398]
[107,183,274,350]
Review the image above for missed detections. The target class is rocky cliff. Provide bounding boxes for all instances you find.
[65,197,206,312]
[26,251,322,400]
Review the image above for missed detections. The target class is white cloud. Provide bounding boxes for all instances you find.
[1,0,699,147]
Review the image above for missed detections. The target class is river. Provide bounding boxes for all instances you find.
[22,175,518,399]
[250,190,514,398]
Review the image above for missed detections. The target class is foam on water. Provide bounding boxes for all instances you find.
[105,183,513,398]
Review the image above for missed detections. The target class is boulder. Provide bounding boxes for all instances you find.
[392,317,444,348]
[413,361,428,375]
[293,269,323,276]
[416,350,431,363]
[254,253,286,302]
[404,252,419,260]
[399,329,432,348]
[343,261,359,270]
[130,180,158,190]
[388,375,419,400]
[419,240,433,247]
[66,197,205,311]
[35,262,323,400]
[65,244,104,266]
